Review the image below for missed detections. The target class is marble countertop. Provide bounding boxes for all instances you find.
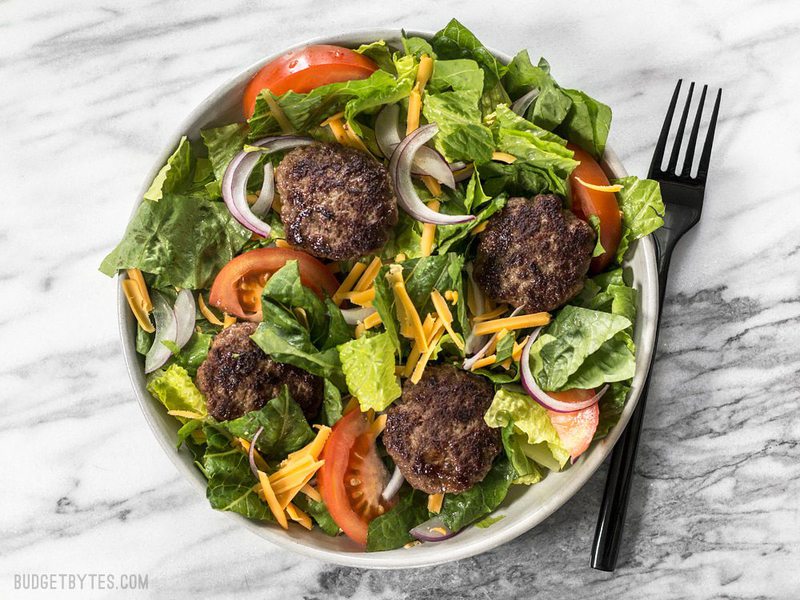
[2,0,799,598]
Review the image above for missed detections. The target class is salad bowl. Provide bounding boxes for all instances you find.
[117,28,659,568]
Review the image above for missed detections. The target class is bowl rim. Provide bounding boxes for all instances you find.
[117,27,659,569]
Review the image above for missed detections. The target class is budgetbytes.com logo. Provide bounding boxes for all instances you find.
[12,572,149,592]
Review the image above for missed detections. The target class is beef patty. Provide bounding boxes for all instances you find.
[196,322,322,421]
[383,365,501,494]
[275,143,398,261]
[474,195,595,313]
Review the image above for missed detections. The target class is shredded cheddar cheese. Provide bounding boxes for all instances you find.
[444,290,459,304]
[355,322,366,338]
[410,325,445,384]
[369,414,387,438]
[574,176,623,193]
[427,493,444,514]
[274,239,292,249]
[431,290,464,350]
[395,253,407,263]
[420,200,440,257]
[421,175,442,198]
[257,470,288,529]
[470,354,497,371]
[333,262,367,305]
[388,266,428,352]
[320,111,345,127]
[402,314,436,378]
[472,304,510,323]
[198,294,225,326]
[301,484,322,502]
[470,221,488,235]
[342,122,371,154]
[354,257,382,292]
[512,336,529,362]
[326,117,350,146]
[223,313,237,329]
[344,288,375,307]
[362,311,383,330]
[126,269,152,311]
[473,313,551,336]
[167,410,205,420]
[286,503,313,530]
[416,54,434,88]
[288,426,331,461]
[122,279,155,333]
[406,88,422,135]
[491,151,517,164]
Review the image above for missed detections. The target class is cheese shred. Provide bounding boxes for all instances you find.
[473,313,551,336]
[420,200,440,257]
[427,493,444,514]
[333,262,367,305]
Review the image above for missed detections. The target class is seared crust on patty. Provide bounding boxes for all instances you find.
[474,195,595,313]
[275,143,398,261]
[383,365,502,494]
[196,322,322,421]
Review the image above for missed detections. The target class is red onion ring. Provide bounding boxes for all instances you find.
[250,162,274,217]
[520,329,609,413]
[390,124,475,225]
[173,289,196,349]
[410,516,459,542]
[248,426,265,480]
[222,136,313,237]
[375,105,455,188]
[381,466,405,502]
[511,88,540,117]
[144,292,177,373]
[341,306,376,326]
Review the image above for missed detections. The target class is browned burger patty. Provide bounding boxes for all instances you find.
[275,143,398,261]
[474,195,595,313]
[196,322,322,421]
[383,365,501,494]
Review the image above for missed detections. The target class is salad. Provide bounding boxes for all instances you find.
[101,19,664,551]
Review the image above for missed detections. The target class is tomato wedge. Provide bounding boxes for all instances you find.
[317,408,393,547]
[546,389,600,462]
[568,144,622,273]
[243,45,378,118]
[208,247,339,321]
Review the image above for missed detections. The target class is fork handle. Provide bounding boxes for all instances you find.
[590,231,672,571]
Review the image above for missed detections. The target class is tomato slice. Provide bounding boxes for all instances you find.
[546,389,601,461]
[208,247,339,321]
[317,408,393,547]
[243,45,378,118]
[568,144,622,273]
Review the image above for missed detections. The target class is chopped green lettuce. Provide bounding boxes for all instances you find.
[367,489,429,551]
[147,364,207,416]
[143,136,194,201]
[99,192,250,289]
[485,388,570,469]
[612,176,666,260]
[438,457,516,532]
[200,123,248,181]
[214,386,314,458]
[338,332,402,412]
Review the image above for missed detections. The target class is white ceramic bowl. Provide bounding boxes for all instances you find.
[118,29,659,569]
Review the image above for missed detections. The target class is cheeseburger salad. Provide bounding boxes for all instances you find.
[102,20,664,551]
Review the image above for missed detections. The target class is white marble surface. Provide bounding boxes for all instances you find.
[2,0,799,598]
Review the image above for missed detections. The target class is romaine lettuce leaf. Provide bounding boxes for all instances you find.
[366,489,429,551]
[485,387,570,469]
[146,364,207,416]
[214,386,314,458]
[612,176,666,245]
[99,192,250,289]
[167,331,212,377]
[535,305,632,391]
[354,40,395,73]
[202,423,273,521]
[501,424,544,485]
[338,332,402,412]
[438,457,516,532]
[595,381,631,440]
[430,19,507,93]
[436,172,506,255]
[293,493,340,536]
[143,136,194,202]
[557,89,612,160]
[201,123,248,181]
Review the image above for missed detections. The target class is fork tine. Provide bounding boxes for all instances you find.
[648,80,682,178]
[680,84,708,177]
[696,88,722,181]
[666,82,695,174]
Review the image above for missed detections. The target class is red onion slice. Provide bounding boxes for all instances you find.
[410,516,459,542]
[390,124,475,225]
[511,88,540,117]
[381,466,405,502]
[250,162,274,217]
[375,105,455,188]
[341,306,376,326]
[145,292,177,374]
[173,289,196,349]
[520,330,609,413]
[222,136,313,237]
[248,426,265,480]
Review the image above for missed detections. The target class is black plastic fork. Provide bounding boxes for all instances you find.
[590,80,722,571]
